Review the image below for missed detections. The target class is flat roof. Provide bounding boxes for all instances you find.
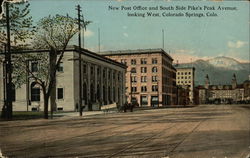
[99,48,173,61]
[0,45,127,69]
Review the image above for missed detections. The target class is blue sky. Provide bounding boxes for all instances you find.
[29,0,249,63]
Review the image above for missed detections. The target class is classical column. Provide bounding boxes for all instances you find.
[87,63,90,107]
[110,69,113,103]
[100,66,103,105]
[106,68,109,104]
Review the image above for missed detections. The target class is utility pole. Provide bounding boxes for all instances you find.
[98,28,100,53]
[130,72,132,103]
[162,29,164,50]
[5,2,13,119]
[76,4,83,116]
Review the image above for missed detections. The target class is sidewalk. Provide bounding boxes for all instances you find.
[53,110,115,118]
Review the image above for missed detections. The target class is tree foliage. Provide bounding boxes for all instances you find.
[12,14,90,119]
[0,1,35,48]
[12,53,49,88]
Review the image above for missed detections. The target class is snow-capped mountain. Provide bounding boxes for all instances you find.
[176,56,250,85]
[207,56,245,70]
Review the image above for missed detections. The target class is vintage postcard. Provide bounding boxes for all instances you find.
[0,0,249,158]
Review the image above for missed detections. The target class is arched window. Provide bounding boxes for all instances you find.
[131,68,136,73]
[31,82,40,101]
[152,67,158,73]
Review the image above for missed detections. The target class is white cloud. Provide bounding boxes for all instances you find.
[171,53,210,64]
[228,40,248,49]
[84,29,94,37]
[123,33,128,37]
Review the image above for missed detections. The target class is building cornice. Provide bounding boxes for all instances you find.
[0,45,127,69]
[99,48,173,61]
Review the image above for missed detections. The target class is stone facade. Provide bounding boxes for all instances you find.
[0,46,126,111]
[175,67,195,104]
[196,74,248,104]
[100,49,176,107]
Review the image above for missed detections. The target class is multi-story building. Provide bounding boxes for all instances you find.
[175,67,195,104]
[197,74,247,104]
[0,46,126,111]
[100,48,175,107]
[243,79,250,102]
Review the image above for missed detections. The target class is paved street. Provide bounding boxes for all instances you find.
[0,104,250,158]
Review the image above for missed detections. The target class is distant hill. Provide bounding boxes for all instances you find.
[176,56,250,85]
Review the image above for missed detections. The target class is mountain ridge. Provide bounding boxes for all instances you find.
[176,56,250,85]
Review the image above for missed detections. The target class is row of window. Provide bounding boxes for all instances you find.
[131,85,158,92]
[177,72,191,75]
[177,81,192,84]
[31,62,63,73]
[121,58,158,65]
[131,76,158,83]
[84,65,120,80]
[31,86,64,102]
[177,76,192,79]
[11,83,64,102]
[131,67,158,73]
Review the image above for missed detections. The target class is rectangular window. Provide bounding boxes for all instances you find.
[141,67,147,73]
[141,58,147,64]
[97,67,100,76]
[83,65,87,74]
[57,88,64,100]
[31,62,38,72]
[152,58,158,64]
[141,86,147,92]
[131,76,137,83]
[118,73,120,81]
[31,88,40,101]
[108,71,111,79]
[141,76,147,82]
[131,59,136,65]
[152,76,157,82]
[132,87,137,92]
[91,66,94,75]
[103,69,106,78]
[152,85,158,92]
[141,96,148,106]
[57,62,63,72]
[121,59,127,65]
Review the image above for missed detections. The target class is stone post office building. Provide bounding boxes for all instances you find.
[0,46,126,111]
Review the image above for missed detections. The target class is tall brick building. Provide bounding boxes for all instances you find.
[100,48,176,107]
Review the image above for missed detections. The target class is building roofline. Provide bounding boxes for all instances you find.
[0,45,127,69]
[99,48,173,61]
[175,67,195,70]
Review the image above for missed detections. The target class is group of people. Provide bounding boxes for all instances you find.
[119,101,139,112]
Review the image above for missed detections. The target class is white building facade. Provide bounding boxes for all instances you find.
[0,46,126,111]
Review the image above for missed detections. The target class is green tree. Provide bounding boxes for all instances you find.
[0,1,34,119]
[12,14,90,119]
[0,1,35,47]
